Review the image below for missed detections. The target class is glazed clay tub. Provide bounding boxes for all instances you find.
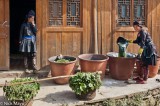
[78,54,108,79]
[48,55,77,84]
[107,52,136,80]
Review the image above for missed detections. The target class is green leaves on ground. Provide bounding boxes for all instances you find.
[3,77,40,102]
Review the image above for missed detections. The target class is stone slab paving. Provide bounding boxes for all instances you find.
[0,75,160,106]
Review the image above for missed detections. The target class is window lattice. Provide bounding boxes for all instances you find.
[67,0,81,26]
[49,0,63,26]
[118,0,131,26]
[117,0,146,26]
[134,0,146,25]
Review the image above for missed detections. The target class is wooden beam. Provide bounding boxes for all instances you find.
[94,0,98,54]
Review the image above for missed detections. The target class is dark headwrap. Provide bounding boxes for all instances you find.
[26,10,35,18]
[133,21,142,28]
[24,10,35,22]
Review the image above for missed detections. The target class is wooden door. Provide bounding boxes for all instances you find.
[40,0,88,67]
[0,0,9,70]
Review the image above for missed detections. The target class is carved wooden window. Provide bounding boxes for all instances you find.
[67,0,81,26]
[134,0,146,25]
[117,0,146,26]
[49,0,82,27]
[49,0,63,26]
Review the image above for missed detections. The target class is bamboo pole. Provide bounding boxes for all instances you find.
[0,71,102,87]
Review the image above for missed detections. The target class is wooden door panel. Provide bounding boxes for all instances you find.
[46,32,62,59]
[0,39,6,69]
[0,0,9,70]
[72,33,81,56]
[0,27,7,38]
[61,32,82,56]
[46,32,82,60]
[0,0,5,23]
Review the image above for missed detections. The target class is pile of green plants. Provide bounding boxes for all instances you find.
[55,59,70,63]
[69,72,102,95]
[3,77,40,102]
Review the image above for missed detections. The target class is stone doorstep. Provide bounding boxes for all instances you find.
[0,70,51,78]
[0,63,158,79]
[0,67,159,79]
[0,65,80,79]
[0,71,23,78]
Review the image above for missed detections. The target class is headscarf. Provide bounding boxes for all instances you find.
[133,21,142,28]
[26,10,35,18]
[24,10,35,22]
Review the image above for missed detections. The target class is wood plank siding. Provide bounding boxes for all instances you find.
[0,0,160,69]
[35,0,160,68]
[0,0,9,70]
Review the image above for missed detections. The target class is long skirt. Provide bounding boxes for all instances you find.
[141,44,157,66]
[19,38,36,53]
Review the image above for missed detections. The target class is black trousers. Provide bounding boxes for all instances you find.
[23,52,37,70]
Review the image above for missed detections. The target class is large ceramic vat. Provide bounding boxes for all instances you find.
[78,54,108,79]
[107,52,136,80]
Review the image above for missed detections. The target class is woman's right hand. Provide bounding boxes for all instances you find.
[31,20,35,26]
[127,40,133,43]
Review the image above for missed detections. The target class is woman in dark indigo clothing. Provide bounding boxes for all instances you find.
[19,10,38,73]
[128,21,157,84]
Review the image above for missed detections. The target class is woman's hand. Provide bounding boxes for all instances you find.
[127,40,133,43]
[136,48,144,59]
[31,20,35,26]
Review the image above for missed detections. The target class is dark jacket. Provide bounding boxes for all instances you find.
[19,22,37,53]
[19,22,37,42]
[133,29,157,65]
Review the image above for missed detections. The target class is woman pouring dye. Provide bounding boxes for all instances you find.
[127,21,157,84]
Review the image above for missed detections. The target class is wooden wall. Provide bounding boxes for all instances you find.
[37,0,160,68]
[0,0,9,70]
[97,0,112,54]
[97,0,160,55]
[150,0,160,55]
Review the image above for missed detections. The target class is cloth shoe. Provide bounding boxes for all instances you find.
[25,69,32,74]
[132,76,143,81]
[136,80,147,84]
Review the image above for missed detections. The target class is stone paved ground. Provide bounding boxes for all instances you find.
[0,74,160,106]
